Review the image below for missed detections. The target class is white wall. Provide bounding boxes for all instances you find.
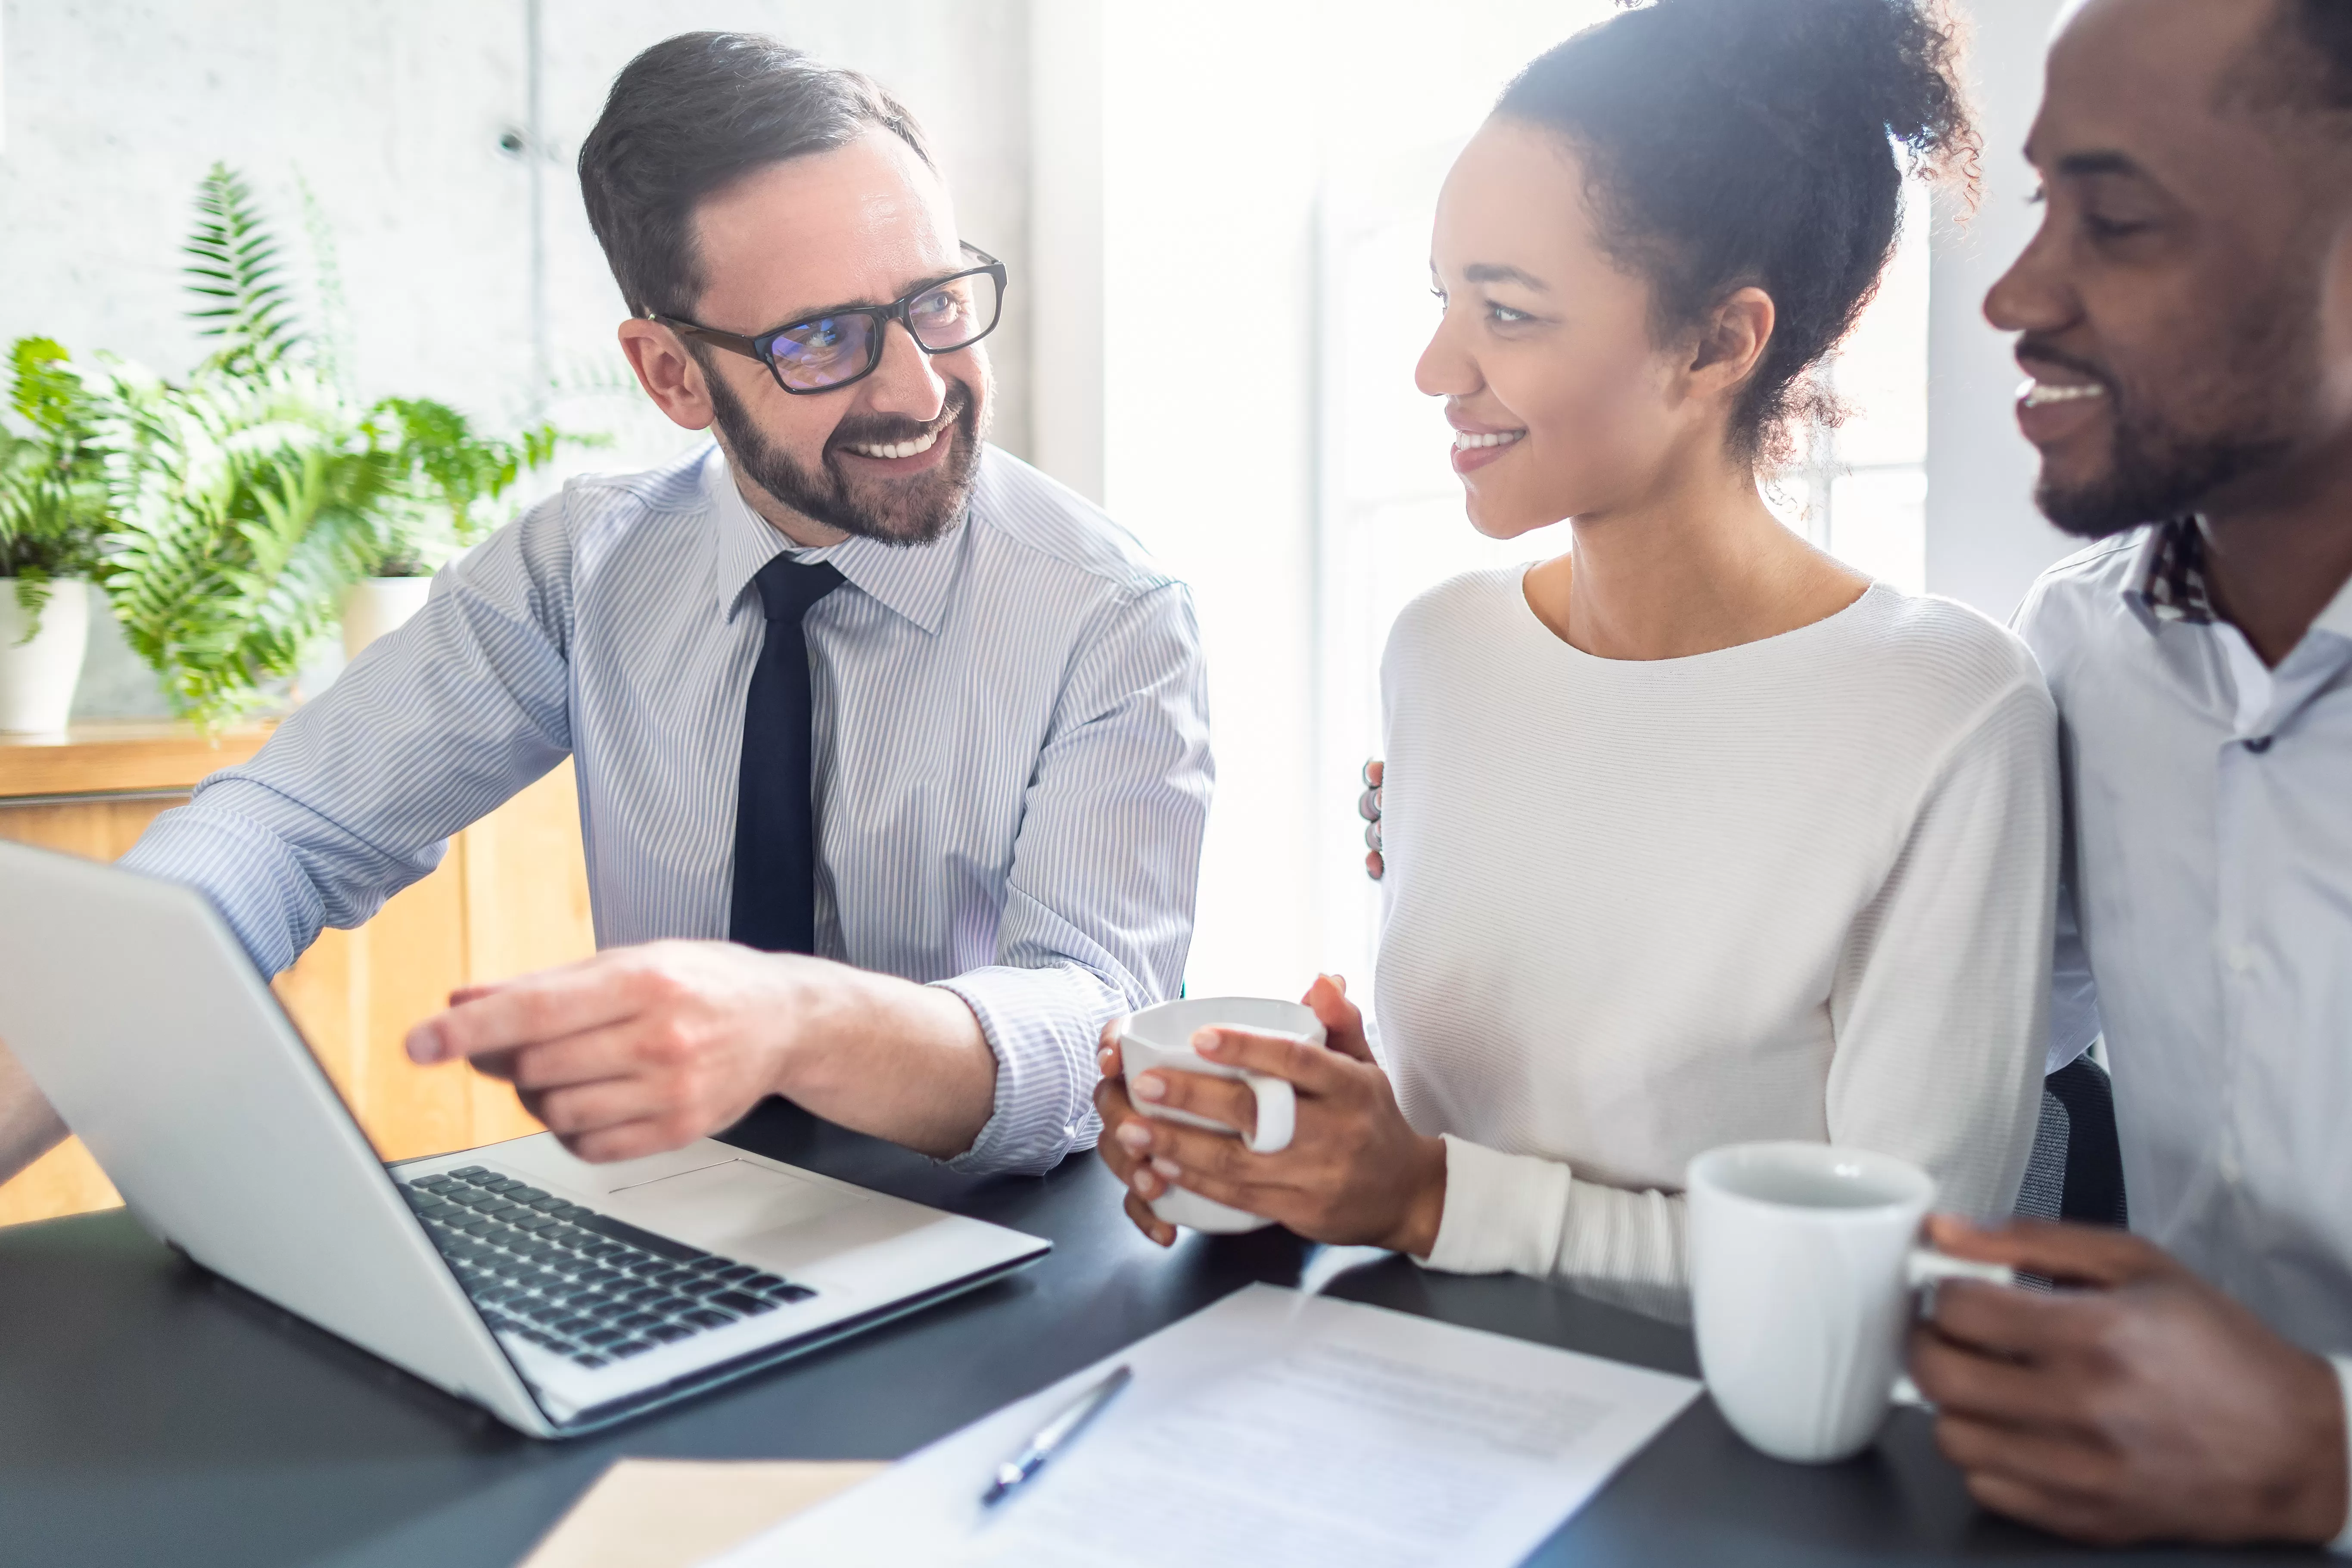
[1926,0,2078,619]
[0,0,1032,715]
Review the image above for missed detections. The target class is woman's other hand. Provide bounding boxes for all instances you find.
[1094,974,1446,1254]
[1360,759,1384,880]
[1092,1027,1178,1247]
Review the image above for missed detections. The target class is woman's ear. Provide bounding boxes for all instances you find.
[1687,285,1776,400]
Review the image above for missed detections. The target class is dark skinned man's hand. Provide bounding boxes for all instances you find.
[1909,1214,2349,1548]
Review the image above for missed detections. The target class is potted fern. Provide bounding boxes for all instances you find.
[341,398,562,661]
[0,339,114,732]
[84,165,572,726]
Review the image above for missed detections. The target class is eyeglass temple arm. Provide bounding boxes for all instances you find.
[646,314,768,364]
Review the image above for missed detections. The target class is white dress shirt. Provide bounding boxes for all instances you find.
[2018,523,2352,1548]
[1376,570,2055,1318]
[121,441,1214,1175]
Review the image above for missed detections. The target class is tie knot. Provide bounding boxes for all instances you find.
[753,554,845,622]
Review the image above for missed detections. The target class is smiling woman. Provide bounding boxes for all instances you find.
[1093,0,2063,1319]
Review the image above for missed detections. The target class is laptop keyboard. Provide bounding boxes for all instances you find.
[400,1165,816,1370]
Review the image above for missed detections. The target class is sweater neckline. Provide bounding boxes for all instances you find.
[1511,564,1895,670]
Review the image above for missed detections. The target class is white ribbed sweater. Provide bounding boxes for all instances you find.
[1375,569,2056,1316]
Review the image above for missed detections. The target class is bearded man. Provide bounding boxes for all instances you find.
[0,32,1211,1186]
[1908,0,2352,1548]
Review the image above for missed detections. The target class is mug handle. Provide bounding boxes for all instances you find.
[1906,1248,2016,1291]
[1240,1072,1295,1154]
[1891,1248,2016,1409]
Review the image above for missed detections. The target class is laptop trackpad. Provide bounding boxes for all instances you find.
[610,1159,858,1250]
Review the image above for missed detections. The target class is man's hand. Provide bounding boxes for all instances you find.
[0,1035,68,1188]
[1360,759,1384,880]
[405,940,996,1163]
[1092,975,1444,1254]
[1910,1214,2349,1547]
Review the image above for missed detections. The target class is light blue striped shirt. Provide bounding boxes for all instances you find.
[121,441,1214,1175]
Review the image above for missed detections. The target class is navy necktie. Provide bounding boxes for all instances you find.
[729,554,844,953]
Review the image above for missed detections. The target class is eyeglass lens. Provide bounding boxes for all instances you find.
[767,270,1002,391]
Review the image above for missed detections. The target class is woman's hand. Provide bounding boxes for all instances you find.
[1090,975,1447,1254]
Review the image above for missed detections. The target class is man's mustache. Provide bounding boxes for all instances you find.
[826,385,973,458]
[2014,335,2114,393]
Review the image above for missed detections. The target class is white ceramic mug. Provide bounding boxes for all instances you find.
[1112,997,1321,1235]
[1686,1141,2014,1464]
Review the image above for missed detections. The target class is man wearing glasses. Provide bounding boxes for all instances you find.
[0,32,1211,1187]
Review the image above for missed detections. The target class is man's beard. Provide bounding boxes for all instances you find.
[2036,382,2297,540]
[2028,294,2307,541]
[705,365,988,547]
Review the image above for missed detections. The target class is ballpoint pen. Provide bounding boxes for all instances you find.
[979,1363,1134,1507]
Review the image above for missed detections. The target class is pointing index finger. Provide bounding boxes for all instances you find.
[406,958,640,1064]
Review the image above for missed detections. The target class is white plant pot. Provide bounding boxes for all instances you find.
[341,576,435,663]
[0,577,92,734]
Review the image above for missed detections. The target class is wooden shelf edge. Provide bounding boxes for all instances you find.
[0,720,277,800]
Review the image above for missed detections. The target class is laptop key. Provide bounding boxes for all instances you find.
[651,1294,701,1316]
[513,1214,559,1233]
[450,1166,488,1179]
[765,1283,818,1303]
[644,1323,696,1344]
[613,1311,663,1331]
[680,1307,738,1330]
[581,1328,628,1348]
[553,1316,600,1337]
[527,1195,567,1213]
[743,1273,787,1292]
[571,1353,610,1369]
[458,1219,498,1237]
[712,1264,758,1284]
[709,1290,779,1316]
[609,1338,656,1359]
[510,1186,548,1202]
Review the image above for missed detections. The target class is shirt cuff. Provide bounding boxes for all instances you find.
[1418,1133,1571,1278]
[2330,1356,2352,1554]
[118,793,332,977]
[929,963,1118,1177]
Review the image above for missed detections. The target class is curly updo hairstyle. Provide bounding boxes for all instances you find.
[1495,0,1978,466]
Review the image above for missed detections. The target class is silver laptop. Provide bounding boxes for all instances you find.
[0,841,1050,1437]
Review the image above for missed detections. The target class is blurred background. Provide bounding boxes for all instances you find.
[0,0,2072,1000]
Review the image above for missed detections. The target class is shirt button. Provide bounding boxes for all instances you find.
[2218,1151,2244,1185]
[2224,944,2257,974]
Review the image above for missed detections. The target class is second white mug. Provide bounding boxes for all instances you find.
[1112,996,1320,1235]
[1686,1141,2013,1464]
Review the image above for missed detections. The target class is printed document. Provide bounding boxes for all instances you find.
[705,1283,1699,1568]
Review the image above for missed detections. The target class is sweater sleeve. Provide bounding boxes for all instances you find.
[1420,676,2057,1303]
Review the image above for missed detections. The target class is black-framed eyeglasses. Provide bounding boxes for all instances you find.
[650,244,1007,395]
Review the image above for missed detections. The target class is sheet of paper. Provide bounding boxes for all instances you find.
[519,1458,885,1568]
[706,1284,1699,1568]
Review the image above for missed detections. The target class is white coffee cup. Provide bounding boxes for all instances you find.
[1111,997,1321,1235]
[1686,1141,2014,1464]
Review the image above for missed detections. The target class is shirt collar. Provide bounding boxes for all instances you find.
[2126,516,2218,628]
[2123,511,2352,650]
[700,442,965,635]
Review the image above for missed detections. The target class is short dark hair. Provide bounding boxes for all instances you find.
[1494,0,1977,465]
[578,32,933,319]
[2230,0,2352,119]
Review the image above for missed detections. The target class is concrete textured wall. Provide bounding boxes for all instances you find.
[0,0,1030,716]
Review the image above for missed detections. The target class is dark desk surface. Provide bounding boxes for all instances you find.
[0,1104,2305,1568]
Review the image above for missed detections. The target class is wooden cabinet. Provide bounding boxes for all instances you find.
[0,722,596,1228]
